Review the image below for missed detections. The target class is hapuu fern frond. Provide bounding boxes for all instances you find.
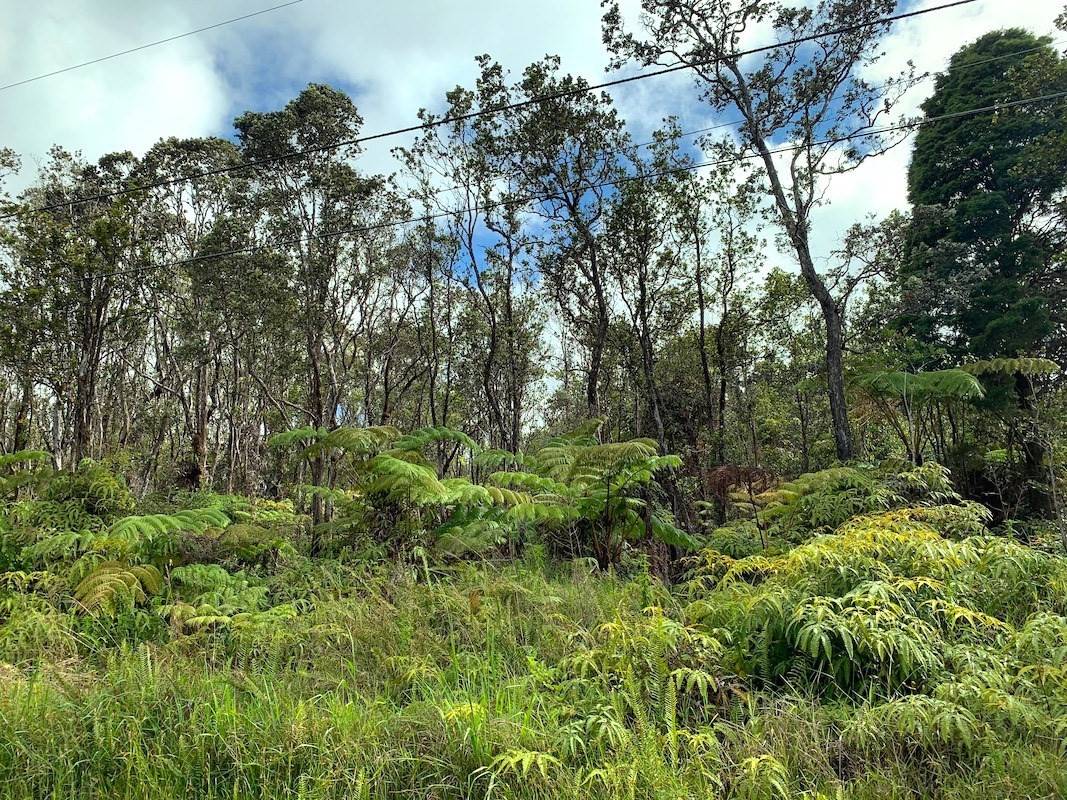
[73,561,162,614]
[960,357,1060,377]
[389,426,479,455]
[107,507,230,548]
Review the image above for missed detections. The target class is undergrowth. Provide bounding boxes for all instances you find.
[0,449,1064,799]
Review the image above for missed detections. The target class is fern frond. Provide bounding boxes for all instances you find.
[389,425,478,455]
[364,455,447,503]
[108,507,230,543]
[960,357,1060,377]
[73,561,162,614]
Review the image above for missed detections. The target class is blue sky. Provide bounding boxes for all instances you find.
[0,0,1063,262]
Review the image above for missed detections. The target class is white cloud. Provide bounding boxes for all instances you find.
[0,0,1060,245]
[0,0,232,186]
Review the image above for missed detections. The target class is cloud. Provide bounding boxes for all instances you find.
[0,0,1060,239]
[0,0,235,186]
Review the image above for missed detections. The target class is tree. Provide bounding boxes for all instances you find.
[902,29,1067,363]
[235,84,403,538]
[497,56,629,419]
[2,149,148,466]
[604,0,913,460]
[901,30,1067,513]
[137,136,245,488]
[604,142,689,454]
[401,71,545,452]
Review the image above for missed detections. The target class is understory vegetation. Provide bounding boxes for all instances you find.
[2,1,1067,797]
[1,439,1065,799]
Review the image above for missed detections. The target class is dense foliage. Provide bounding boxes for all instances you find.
[2,2,1067,797]
[2,453,1065,799]
[0,9,1064,509]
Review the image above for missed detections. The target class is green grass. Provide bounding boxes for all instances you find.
[2,460,1066,798]
[2,554,1065,799]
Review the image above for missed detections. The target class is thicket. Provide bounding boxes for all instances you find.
[1,433,1064,799]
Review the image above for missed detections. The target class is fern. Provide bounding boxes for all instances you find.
[735,755,791,800]
[107,507,230,543]
[363,454,447,503]
[389,425,478,455]
[73,561,162,614]
[489,748,562,781]
[856,368,985,404]
[960,357,1060,377]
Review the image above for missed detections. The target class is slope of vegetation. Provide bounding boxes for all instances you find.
[1,441,1065,800]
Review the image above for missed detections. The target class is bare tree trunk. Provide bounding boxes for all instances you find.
[725,62,855,461]
[693,226,717,440]
[796,389,811,473]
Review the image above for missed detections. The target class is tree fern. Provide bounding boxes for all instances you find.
[389,425,478,455]
[960,357,1060,377]
[363,454,447,503]
[107,507,230,543]
[856,368,985,404]
[73,561,162,614]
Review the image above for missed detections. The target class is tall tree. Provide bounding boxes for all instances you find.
[604,0,913,460]
[901,29,1067,514]
[902,29,1067,363]
[499,56,628,419]
[2,149,148,465]
[235,84,400,536]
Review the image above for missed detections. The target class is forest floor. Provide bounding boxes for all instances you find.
[2,464,1066,799]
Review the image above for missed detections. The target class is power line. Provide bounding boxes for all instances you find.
[135,37,1067,225]
[210,36,1060,234]
[0,0,977,221]
[0,1,304,92]
[394,36,1067,213]
[91,88,1067,281]
[630,35,1067,151]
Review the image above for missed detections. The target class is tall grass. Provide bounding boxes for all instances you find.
[2,462,1066,798]
[2,558,1065,799]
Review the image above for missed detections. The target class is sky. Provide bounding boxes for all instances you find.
[0,0,1063,264]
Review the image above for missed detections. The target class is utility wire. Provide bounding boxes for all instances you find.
[636,35,1066,150]
[380,36,1067,218]
[90,88,1067,281]
[149,37,1067,224]
[0,0,977,221]
[0,1,304,92]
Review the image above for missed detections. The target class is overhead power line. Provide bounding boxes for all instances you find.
[10,33,1045,236]
[351,37,1067,222]
[0,0,304,92]
[92,88,1067,281]
[1,0,977,221]
[632,35,1066,150]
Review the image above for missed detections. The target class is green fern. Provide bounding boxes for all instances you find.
[107,507,230,543]
[960,357,1060,377]
[73,561,162,614]
[389,425,479,455]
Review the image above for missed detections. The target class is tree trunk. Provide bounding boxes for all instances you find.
[692,219,717,440]
[725,61,854,461]
[12,376,33,453]
[1016,371,1053,517]
[820,300,854,461]
[796,389,811,473]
